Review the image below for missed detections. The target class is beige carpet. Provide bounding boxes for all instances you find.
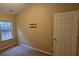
[0,45,49,56]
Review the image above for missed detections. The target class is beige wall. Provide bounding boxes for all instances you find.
[0,12,18,51]
[16,4,79,53]
[17,4,53,53]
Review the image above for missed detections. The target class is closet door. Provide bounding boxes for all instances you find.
[53,10,78,56]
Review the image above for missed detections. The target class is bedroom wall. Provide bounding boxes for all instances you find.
[16,4,53,53]
[16,4,79,54]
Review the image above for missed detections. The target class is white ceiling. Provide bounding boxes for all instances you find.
[0,3,28,15]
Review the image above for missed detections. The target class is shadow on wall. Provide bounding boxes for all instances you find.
[17,27,30,45]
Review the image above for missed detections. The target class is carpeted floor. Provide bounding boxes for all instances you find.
[0,45,50,56]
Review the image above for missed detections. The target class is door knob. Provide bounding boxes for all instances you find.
[54,38,57,42]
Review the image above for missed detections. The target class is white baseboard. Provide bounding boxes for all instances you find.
[20,44,53,56]
[0,42,18,51]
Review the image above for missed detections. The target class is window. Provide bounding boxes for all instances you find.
[0,21,13,41]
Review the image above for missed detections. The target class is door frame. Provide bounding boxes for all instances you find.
[53,10,79,56]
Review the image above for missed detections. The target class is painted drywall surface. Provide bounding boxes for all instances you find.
[17,4,53,53]
[16,4,79,53]
[0,12,18,50]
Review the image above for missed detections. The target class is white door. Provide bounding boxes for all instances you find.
[53,10,79,56]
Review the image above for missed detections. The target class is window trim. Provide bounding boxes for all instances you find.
[0,18,14,41]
